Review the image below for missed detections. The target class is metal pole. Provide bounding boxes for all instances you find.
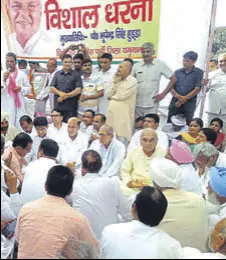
[199,0,218,119]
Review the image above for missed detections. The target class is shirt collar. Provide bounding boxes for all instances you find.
[60,69,73,75]
[180,66,196,74]
[141,59,156,66]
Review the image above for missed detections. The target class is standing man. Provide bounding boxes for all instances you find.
[107,61,137,146]
[133,43,175,118]
[1,52,31,128]
[98,53,117,115]
[50,54,83,122]
[167,51,204,124]
[206,53,226,133]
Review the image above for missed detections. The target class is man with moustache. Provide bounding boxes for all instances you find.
[6,0,57,56]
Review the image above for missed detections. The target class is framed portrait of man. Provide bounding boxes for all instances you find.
[31,73,48,96]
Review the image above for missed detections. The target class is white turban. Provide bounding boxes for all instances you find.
[150,158,183,189]
[1,111,9,123]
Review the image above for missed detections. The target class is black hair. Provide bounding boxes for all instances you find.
[73,54,84,61]
[6,52,17,62]
[199,128,217,145]
[85,110,95,118]
[82,150,102,173]
[101,53,113,61]
[62,54,72,61]
[95,113,106,123]
[123,58,134,66]
[46,165,74,198]
[134,186,168,227]
[210,118,223,129]
[82,59,93,66]
[34,117,48,127]
[19,115,33,125]
[51,109,63,116]
[135,116,144,123]
[39,139,59,158]
[12,133,33,149]
[18,59,27,68]
[190,118,203,128]
[144,114,160,124]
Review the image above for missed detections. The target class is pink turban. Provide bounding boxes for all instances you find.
[170,139,194,164]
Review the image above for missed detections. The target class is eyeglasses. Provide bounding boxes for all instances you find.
[10,3,41,13]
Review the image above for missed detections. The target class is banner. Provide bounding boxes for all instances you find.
[1,0,160,61]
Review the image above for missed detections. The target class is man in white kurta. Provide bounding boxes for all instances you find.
[100,186,182,259]
[71,150,131,240]
[128,113,169,152]
[106,61,137,145]
[1,53,31,129]
[20,139,59,205]
[90,125,125,177]
[206,53,226,133]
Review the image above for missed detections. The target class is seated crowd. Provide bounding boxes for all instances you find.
[1,45,226,259]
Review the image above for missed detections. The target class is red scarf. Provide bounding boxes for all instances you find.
[7,69,22,108]
[215,132,225,147]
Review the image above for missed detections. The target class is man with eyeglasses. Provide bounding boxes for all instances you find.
[6,0,57,56]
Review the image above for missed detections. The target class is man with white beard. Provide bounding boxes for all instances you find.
[207,167,226,232]
[193,143,226,197]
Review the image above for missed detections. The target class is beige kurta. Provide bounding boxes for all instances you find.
[106,75,137,140]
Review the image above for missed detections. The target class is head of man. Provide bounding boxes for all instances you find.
[117,61,132,79]
[100,53,113,72]
[81,150,102,176]
[141,43,155,63]
[37,139,59,160]
[171,114,187,132]
[196,128,217,145]
[47,58,57,74]
[62,54,73,72]
[123,58,134,67]
[67,117,80,138]
[83,110,95,127]
[150,158,183,190]
[18,59,27,69]
[207,167,226,207]
[166,139,194,165]
[7,0,42,47]
[19,115,33,133]
[6,52,17,71]
[82,59,92,76]
[209,218,226,255]
[140,129,158,155]
[1,112,10,134]
[209,59,218,72]
[194,143,219,170]
[183,51,198,70]
[92,114,106,132]
[73,54,83,71]
[218,53,226,73]
[12,132,33,157]
[45,165,74,198]
[210,118,224,134]
[143,114,159,130]
[1,136,5,156]
[50,110,63,127]
[135,117,144,131]
[132,186,168,227]
[99,125,114,148]
[34,116,48,138]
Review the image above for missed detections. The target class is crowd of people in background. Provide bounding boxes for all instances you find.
[1,43,226,259]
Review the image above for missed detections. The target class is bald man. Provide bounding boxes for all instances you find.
[106,61,137,146]
[59,117,88,169]
[206,53,226,133]
[133,43,175,118]
[120,129,166,197]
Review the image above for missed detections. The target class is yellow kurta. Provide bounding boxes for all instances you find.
[106,75,137,140]
[120,146,167,196]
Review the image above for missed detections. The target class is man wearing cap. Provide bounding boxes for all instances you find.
[167,51,204,124]
[207,167,226,232]
[166,139,202,195]
[1,111,19,144]
[133,42,176,118]
[150,157,209,252]
[206,53,226,133]
[162,114,188,143]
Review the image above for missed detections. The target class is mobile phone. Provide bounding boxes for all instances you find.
[2,219,17,238]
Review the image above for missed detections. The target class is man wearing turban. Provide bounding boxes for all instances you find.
[1,111,19,144]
